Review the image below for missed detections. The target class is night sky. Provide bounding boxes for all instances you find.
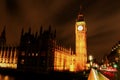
[0,0,120,61]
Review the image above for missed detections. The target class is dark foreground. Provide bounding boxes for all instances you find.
[0,68,89,80]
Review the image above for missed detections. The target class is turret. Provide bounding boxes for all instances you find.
[39,25,43,36]
[76,6,84,21]
[28,27,31,34]
[0,26,6,46]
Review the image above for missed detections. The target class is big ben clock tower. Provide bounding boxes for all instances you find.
[75,11,87,71]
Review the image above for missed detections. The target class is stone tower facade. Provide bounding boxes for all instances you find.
[75,12,87,71]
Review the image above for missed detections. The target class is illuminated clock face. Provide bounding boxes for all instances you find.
[78,25,83,31]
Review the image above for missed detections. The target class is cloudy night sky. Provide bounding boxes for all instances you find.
[0,0,120,61]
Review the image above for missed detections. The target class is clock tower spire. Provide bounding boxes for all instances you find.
[75,6,87,71]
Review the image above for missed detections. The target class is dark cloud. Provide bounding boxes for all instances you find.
[51,0,81,26]
[6,0,20,16]
[83,0,120,60]
[0,0,120,61]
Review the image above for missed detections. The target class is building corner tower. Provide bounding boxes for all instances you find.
[75,9,87,71]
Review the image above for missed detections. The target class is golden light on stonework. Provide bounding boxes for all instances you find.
[0,49,17,69]
[0,8,87,73]
[75,22,87,71]
[70,64,74,72]
[53,47,74,71]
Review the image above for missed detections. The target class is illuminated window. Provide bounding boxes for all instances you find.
[28,40,30,44]
[118,49,120,53]
[28,53,30,56]
[36,53,38,56]
[32,53,34,56]
[21,59,24,64]
[118,44,120,47]
[115,57,119,60]
[21,52,25,56]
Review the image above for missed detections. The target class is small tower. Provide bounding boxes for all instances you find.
[0,26,6,46]
[75,6,87,71]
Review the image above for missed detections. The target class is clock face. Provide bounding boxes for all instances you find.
[78,25,83,31]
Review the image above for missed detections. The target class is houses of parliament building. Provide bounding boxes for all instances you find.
[0,11,87,73]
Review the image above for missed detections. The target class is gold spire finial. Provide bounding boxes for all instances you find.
[77,5,84,21]
[80,5,82,12]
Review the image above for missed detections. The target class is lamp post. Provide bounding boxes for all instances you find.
[89,55,93,68]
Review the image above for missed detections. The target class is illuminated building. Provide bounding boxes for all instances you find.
[0,8,88,73]
[0,46,18,69]
[17,26,74,72]
[53,44,74,71]
[75,11,87,71]
[0,27,17,69]
[107,41,120,62]
[18,10,87,72]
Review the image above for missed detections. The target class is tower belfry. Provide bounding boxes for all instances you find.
[77,5,84,21]
[75,6,87,71]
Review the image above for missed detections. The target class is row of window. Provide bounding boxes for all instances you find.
[21,52,39,57]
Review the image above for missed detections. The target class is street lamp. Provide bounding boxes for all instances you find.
[89,55,93,68]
